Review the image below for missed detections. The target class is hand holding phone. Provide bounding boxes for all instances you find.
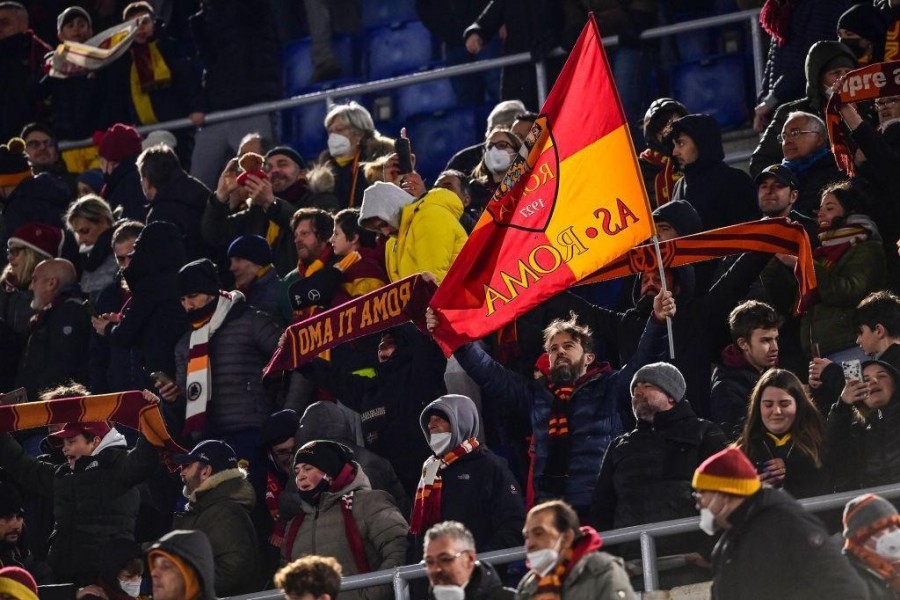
[842,359,862,382]
[395,128,413,175]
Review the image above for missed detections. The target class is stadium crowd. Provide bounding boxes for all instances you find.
[0,0,900,598]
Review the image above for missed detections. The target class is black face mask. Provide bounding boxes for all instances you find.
[840,38,869,62]
[184,298,217,323]
[297,478,331,505]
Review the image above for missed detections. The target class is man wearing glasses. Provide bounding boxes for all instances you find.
[423,521,513,600]
[777,111,843,217]
[18,123,75,196]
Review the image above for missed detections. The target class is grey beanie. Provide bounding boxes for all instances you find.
[631,362,686,402]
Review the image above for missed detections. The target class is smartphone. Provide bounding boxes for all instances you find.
[395,134,413,175]
[149,371,174,387]
[841,359,862,382]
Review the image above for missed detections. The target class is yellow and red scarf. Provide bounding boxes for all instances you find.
[639,148,681,207]
[410,437,480,535]
[129,40,172,124]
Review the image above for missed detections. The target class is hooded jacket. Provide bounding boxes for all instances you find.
[106,221,188,381]
[382,188,467,283]
[147,530,216,600]
[751,40,858,177]
[670,115,759,231]
[0,428,159,585]
[103,156,147,222]
[174,468,260,596]
[281,464,409,600]
[414,395,526,554]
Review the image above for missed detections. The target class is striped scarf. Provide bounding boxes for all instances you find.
[410,438,480,535]
[814,216,875,269]
[184,291,243,436]
[533,526,603,599]
[129,40,172,124]
[639,148,681,207]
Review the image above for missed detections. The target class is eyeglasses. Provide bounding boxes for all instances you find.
[25,138,54,150]
[776,129,819,143]
[875,97,900,108]
[486,140,514,151]
[424,550,468,569]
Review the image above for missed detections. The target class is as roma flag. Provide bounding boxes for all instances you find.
[429,14,654,355]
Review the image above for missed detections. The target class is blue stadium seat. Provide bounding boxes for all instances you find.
[362,0,418,29]
[671,54,750,129]
[394,78,458,122]
[282,96,369,160]
[366,21,433,79]
[405,108,479,182]
[283,35,356,96]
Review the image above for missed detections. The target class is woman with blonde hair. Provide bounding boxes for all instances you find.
[736,368,829,498]
[65,194,117,302]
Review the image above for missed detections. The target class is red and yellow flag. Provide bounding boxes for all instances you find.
[429,15,654,355]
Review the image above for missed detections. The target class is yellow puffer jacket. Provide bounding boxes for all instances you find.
[385,188,467,282]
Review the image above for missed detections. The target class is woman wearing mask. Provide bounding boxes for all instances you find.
[322,102,394,209]
[65,195,117,303]
[76,539,148,600]
[279,440,409,600]
[736,369,829,498]
[470,127,522,208]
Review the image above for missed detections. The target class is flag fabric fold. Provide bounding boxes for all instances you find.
[0,391,186,463]
[579,218,817,313]
[263,274,436,377]
[45,17,144,78]
[428,14,655,356]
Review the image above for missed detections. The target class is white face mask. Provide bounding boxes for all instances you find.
[80,244,95,254]
[484,147,513,173]
[526,536,561,577]
[876,530,900,561]
[328,132,352,157]
[429,432,452,455]
[119,579,142,598]
[431,584,466,600]
[699,507,717,536]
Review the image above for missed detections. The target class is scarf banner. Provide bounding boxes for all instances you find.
[45,16,145,78]
[0,391,186,457]
[579,218,817,313]
[825,60,900,176]
[429,14,655,356]
[263,274,436,377]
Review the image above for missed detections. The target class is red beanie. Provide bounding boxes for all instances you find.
[98,123,142,162]
[692,447,761,496]
[0,567,38,600]
[8,223,64,259]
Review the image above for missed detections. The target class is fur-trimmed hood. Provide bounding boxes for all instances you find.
[186,467,254,508]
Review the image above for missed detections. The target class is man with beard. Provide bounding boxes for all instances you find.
[0,482,29,573]
[755,164,817,239]
[429,290,676,520]
[277,208,335,325]
[172,440,259,597]
[710,301,782,440]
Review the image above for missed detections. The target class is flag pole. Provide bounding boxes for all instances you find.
[651,235,675,359]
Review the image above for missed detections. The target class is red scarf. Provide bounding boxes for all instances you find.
[410,438,480,535]
[130,41,172,92]
[282,464,371,573]
[759,0,795,47]
[639,149,681,207]
[533,526,603,600]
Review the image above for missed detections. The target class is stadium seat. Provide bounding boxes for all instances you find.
[362,0,418,29]
[283,35,356,96]
[394,78,458,122]
[405,107,479,182]
[671,54,750,129]
[366,21,433,79]
[281,96,364,159]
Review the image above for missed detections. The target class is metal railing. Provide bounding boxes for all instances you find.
[228,482,900,600]
[58,9,763,153]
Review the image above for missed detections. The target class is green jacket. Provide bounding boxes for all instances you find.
[516,551,636,600]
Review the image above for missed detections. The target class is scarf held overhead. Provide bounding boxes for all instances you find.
[410,438,480,536]
[0,391,185,460]
[263,274,436,377]
[826,60,900,176]
[579,218,817,313]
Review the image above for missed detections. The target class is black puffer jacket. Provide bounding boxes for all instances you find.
[709,345,763,441]
[0,174,70,250]
[0,431,158,585]
[173,296,281,437]
[426,561,515,600]
[106,221,189,382]
[670,115,759,231]
[103,157,146,222]
[591,401,725,532]
[146,170,212,261]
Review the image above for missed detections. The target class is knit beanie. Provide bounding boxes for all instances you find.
[0,567,38,600]
[8,223,64,259]
[265,146,306,170]
[177,259,221,297]
[227,235,272,267]
[837,5,888,49]
[76,169,104,194]
[143,129,177,151]
[57,6,91,31]
[652,200,703,237]
[692,447,761,496]
[0,138,32,188]
[631,362,687,402]
[0,482,23,518]
[260,409,299,447]
[293,440,352,478]
[98,123,142,163]
[843,494,900,546]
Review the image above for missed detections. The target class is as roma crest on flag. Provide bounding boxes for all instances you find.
[428,13,657,355]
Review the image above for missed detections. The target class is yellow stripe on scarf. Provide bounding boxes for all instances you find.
[265,221,280,246]
[129,42,172,124]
